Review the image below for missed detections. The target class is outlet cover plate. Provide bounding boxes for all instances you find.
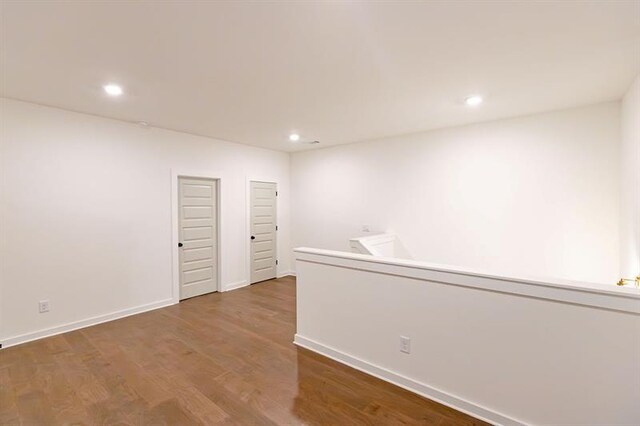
[400,336,411,354]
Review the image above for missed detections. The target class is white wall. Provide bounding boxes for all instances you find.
[291,102,621,284]
[621,74,640,279]
[0,98,291,345]
[294,249,640,426]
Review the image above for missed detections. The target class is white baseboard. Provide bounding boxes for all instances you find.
[1,298,175,349]
[225,275,293,291]
[293,334,524,426]
[277,270,296,278]
[224,280,249,292]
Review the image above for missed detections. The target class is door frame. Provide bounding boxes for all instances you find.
[171,169,223,303]
[246,177,280,285]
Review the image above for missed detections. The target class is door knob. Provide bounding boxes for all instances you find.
[178,242,183,247]
[251,236,255,240]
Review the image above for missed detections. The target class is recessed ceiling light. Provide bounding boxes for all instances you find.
[289,133,300,142]
[465,95,483,107]
[103,84,123,96]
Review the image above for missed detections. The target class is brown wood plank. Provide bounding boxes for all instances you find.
[0,276,488,425]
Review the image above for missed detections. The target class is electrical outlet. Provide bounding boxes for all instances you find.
[39,300,50,313]
[400,336,411,354]
[362,224,370,232]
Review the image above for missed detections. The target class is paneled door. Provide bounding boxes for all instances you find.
[250,181,277,283]
[178,177,218,300]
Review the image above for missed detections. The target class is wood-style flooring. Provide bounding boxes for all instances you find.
[0,276,488,425]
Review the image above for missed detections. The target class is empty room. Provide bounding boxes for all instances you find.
[1,1,639,425]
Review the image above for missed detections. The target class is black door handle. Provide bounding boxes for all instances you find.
[251,236,255,240]
[178,242,183,247]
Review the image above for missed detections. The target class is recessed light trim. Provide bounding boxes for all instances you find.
[103,84,123,96]
[289,133,300,142]
[465,95,483,107]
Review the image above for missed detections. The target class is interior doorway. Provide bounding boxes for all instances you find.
[177,176,219,299]
[249,180,278,284]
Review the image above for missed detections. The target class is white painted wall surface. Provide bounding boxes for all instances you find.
[294,249,640,425]
[0,98,291,345]
[291,103,621,284]
[621,74,640,279]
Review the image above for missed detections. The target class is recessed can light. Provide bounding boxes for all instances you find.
[103,84,123,96]
[465,95,483,106]
[289,133,300,142]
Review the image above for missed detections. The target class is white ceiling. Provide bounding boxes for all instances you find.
[2,1,639,152]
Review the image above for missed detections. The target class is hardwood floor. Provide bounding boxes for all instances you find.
[0,276,488,425]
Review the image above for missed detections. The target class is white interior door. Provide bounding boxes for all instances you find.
[250,181,277,284]
[178,177,218,300]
